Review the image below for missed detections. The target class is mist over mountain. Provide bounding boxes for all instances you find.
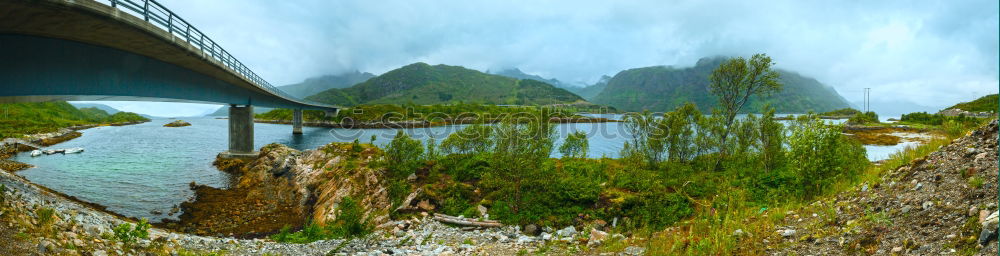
[592,57,851,113]
[277,71,375,98]
[491,68,608,100]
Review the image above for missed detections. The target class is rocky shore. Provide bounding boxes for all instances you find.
[255,116,619,129]
[0,157,642,255]
[775,119,999,255]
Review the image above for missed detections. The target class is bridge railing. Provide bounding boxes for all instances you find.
[101,0,315,105]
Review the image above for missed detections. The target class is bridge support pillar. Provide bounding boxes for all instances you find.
[220,105,257,159]
[292,109,303,134]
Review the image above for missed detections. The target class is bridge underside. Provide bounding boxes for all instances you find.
[0,34,329,110]
[0,34,321,156]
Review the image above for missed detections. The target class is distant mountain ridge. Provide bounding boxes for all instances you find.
[278,71,375,98]
[69,103,120,114]
[207,71,375,116]
[307,63,584,106]
[592,57,851,113]
[491,68,607,100]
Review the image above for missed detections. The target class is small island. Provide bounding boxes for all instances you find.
[163,120,192,127]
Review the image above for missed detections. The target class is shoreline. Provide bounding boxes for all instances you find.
[253,116,620,129]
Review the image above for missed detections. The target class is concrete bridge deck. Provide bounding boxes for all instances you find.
[0,0,336,156]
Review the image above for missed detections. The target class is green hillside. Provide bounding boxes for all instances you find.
[0,101,149,138]
[307,63,584,106]
[592,57,851,113]
[945,94,997,113]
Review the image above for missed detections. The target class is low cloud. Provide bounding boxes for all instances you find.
[113,0,997,115]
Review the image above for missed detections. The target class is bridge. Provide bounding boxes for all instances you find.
[0,0,337,157]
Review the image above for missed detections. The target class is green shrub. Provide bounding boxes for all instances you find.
[271,197,371,244]
[786,117,869,199]
[558,130,589,159]
[440,125,494,155]
[847,111,879,125]
[36,207,55,228]
[113,218,150,245]
[384,130,424,175]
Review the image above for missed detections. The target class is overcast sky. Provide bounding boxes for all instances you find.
[82,0,998,116]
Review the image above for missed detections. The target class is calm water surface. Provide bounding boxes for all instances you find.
[14,116,911,221]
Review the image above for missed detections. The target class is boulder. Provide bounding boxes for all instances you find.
[588,228,608,246]
[523,224,540,236]
[556,226,577,237]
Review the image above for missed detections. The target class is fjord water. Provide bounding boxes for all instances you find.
[14,116,908,221]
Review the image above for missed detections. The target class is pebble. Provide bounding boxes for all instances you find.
[781,229,796,238]
[732,229,745,237]
[922,201,934,211]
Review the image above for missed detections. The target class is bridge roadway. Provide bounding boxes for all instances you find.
[0,0,338,157]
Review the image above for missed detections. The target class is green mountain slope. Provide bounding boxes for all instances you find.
[278,71,375,98]
[592,57,851,113]
[307,63,584,106]
[945,94,997,113]
[0,101,149,137]
[69,103,120,114]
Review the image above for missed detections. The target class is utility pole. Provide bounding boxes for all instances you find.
[863,88,871,113]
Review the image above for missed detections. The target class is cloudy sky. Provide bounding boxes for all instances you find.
[82,0,998,116]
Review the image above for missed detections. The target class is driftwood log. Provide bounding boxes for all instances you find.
[433,213,502,228]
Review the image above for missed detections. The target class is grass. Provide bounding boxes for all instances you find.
[642,120,986,255]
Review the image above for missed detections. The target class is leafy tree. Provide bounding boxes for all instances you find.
[440,125,494,155]
[660,103,702,163]
[756,106,785,172]
[708,53,782,169]
[559,130,589,159]
[384,130,424,175]
[621,111,660,168]
[484,109,555,218]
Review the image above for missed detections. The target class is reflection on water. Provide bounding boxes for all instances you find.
[13,116,916,221]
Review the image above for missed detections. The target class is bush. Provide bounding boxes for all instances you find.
[786,117,869,199]
[270,196,371,243]
[384,130,424,175]
[847,111,879,125]
[558,131,589,159]
[440,125,494,155]
[113,218,150,245]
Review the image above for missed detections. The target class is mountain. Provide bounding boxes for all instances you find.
[491,68,607,101]
[592,57,851,113]
[570,75,610,100]
[307,63,584,106]
[0,101,148,137]
[944,94,998,113]
[206,72,375,116]
[277,71,375,98]
[69,102,120,114]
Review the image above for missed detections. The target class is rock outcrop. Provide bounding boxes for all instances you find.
[167,143,391,237]
[163,120,191,127]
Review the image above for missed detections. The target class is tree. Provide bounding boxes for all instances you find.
[559,130,589,159]
[708,54,782,169]
[384,130,424,174]
[486,109,555,217]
